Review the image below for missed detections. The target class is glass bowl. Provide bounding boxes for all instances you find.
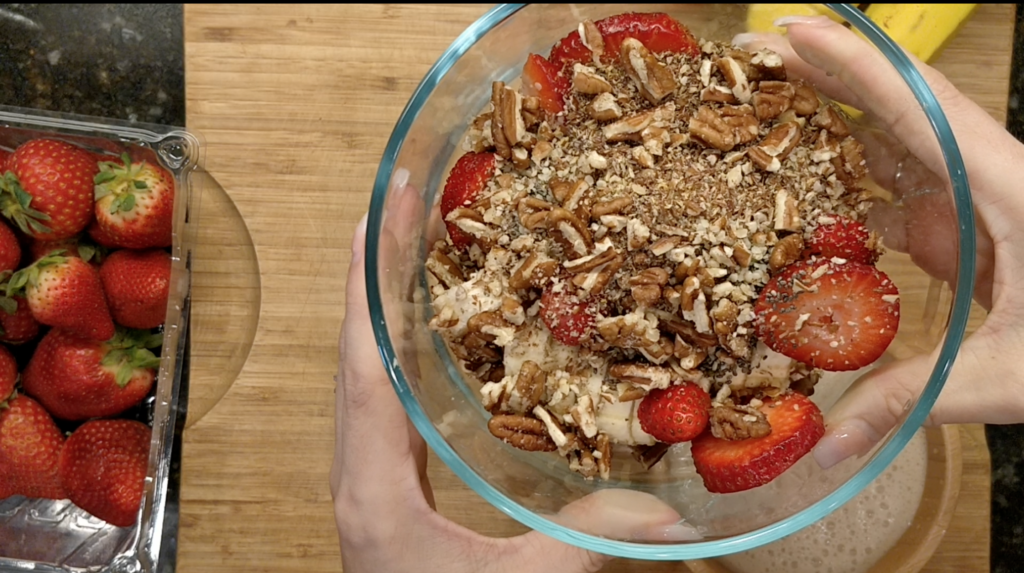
[365,3,974,560]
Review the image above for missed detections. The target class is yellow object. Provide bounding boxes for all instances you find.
[745,4,844,35]
[863,4,977,62]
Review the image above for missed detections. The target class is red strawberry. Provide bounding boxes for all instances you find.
[549,12,701,69]
[755,259,900,371]
[539,281,595,346]
[29,234,105,266]
[440,152,498,250]
[691,392,825,494]
[805,216,881,264]
[99,249,171,329]
[59,419,151,527]
[0,394,67,500]
[0,295,40,345]
[521,53,571,116]
[7,253,115,341]
[0,221,20,273]
[0,344,17,402]
[0,139,97,240]
[22,327,161,421]
[637,382,710,443]
[88,153,175,249]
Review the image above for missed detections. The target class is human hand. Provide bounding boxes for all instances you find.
[734,16,1024,468]
[330,184,696,572]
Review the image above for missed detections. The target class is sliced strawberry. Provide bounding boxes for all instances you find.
[638,382,710,443]
[805,216,881,264]
[755,259,900,372]
[691,392,825,494]
[539,281,595,346]
[549,12,701,70]
[439,152,497,250]
[521,53,570,116]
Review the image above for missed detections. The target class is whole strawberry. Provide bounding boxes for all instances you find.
[22,327,161,421]
[88,153,175,249]
[0,220,21,273]
[0,394,67,501]
[59,419,151,527]
[0,139,97,240]
[99,248,171,329]
[7,253,115,341]
[0,344,17,402]
[0,295,40,345]
[637,381,711,443]
[28,234,104,266]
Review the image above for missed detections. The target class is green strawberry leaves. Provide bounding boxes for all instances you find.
[102,328,164,388]
[4,253,66,298]
[0,172,53,236]
[94,152,152,214]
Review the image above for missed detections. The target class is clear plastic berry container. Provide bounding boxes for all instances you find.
[367,3,975,561]
[0,105,202,573]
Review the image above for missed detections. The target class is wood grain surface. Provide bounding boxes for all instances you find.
[183,4,1011,572]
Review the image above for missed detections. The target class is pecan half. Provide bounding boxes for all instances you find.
[607,362,673,390]
[549,207,593,257]
[716,56,752,103]
[579,19,604,62]
[749,121,802,172]
[591,196,633,218]
[488,415,558,452]
[790,80,820,116]
[509,251,558,289]
[603,103,674,142]
[750,48,787,80]
[773,190,802,232]
[620,37,678,104]
[425,248,465,289]
[811,104,850,137]
[490,81,512,159]
[512,360,546,414]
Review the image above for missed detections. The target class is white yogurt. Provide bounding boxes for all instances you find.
[717,428,928,573]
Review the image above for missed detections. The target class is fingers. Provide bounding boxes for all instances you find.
[334,211,426,510]
[505,489,699,573]
[813,326,1024,469]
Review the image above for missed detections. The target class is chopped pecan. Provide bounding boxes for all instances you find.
[620,37,678,104]
[749,122,802,172]
[773,190,802,232]
[710,298,739,343]
[500,85,527,147]
[673,336,708,369]
[811,104,850,137]
[597,312,660,349]
[591,196,633,218]
[587,92,623,121]
[700,85,738,104]
[722,114,760,145]
[579,19,604,61]
[564,246,619,273]
[512,360,546,414]
[790,80,820,116]
[446,207,496,246]
[571,251,624,295]
[750,48,787,80]
[631,442,671,470]
[517,196,554,230]
[834,136,867,184]
[709,401,771,441]
[569,394,599,438]
[753,92,791,122]
[594,434,611,480]
[607,362,673,390]
[488,415,558,451]
[732,242,752,267]
[603,103,674,142]
[572,63,613,94]
[768,233,804,272]
[509,251,558,289]
[551,178,590,213]
[549,207,593,257]
[466,310,512,343]
[453,331,501,365]
[658,314,719,348]
[689,106,735,151]
[425,248,465,288]
[531,140,553,163]
[649,236,680,257]
[716,56,752,103]
[490,82,512,159]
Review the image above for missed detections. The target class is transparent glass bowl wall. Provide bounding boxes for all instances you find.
[366,3,974,560]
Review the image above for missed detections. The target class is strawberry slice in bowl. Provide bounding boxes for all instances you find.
[691,392,826,494]
[521,53,571,117]
[549,12,701,69]
[755,258,900,372]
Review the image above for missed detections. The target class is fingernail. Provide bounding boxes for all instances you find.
[352,213,368,264]
[391,167,410,193]
[812,419,882,470]
[774,15,835,28]
[731,32,770,49]
[637,521,704,542]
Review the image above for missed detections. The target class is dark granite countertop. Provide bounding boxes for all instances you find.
[1,3,1023,573]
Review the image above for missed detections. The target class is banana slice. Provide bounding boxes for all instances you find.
[595,399,656,446]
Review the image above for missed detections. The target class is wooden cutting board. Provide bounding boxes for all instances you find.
[182,4,1010,572]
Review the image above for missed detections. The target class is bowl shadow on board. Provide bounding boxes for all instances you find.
[186,168,261,427]
[685,425,963,573]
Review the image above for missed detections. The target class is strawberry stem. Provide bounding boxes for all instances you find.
[101,327,164,388]
[0,172,53,236]
[93,153,152,214]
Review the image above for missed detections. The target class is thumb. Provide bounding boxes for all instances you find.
[508,489,700,572]
[813,326,1024,469]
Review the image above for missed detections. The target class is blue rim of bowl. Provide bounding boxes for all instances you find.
[365,2,976,560]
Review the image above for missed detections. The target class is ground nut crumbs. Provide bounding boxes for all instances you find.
[429,26,875,480]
